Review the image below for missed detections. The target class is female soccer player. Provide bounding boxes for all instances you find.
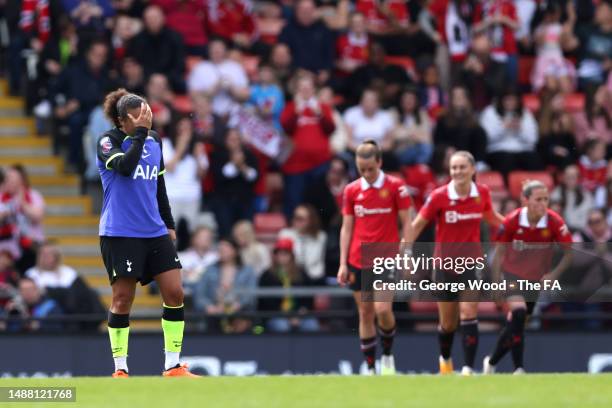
[337,141,412,375]
[483,180,572,374]
[405,150,503,375]
[97,89,198,377]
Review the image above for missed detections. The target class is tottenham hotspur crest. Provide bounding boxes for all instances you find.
[126,260,132,273]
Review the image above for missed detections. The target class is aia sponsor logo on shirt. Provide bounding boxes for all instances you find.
[444,211,483,224]
[354,205,392,217]
[100,136,112,154]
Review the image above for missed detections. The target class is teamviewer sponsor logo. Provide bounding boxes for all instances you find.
[444,211,483,224]
[354,205,393,218]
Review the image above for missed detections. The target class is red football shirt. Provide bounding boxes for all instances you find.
[343,171,412,268]
[419,181,492,258]
[498,207,572,281]
[356,0,410,33]
[336,33,369,75]
[474,0,518,58]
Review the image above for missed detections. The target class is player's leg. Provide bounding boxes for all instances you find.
[485,295,527,374]
[354,292,377,374]
[375,301,396,375]
[437,301,459,374]
[507,299,528,373]
[459,301,479,375]
[109,277,137,377]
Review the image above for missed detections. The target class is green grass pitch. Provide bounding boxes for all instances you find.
[1,374,611,407]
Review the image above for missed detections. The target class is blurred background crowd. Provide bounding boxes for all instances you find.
[0,0,611,333]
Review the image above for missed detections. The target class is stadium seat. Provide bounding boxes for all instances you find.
[254,212,287,248]
[508,171,555,199]
[523,93,540,113]
[384,56,416,79]
[518,56,535,87]
[477,171,507,199]
[185,56,203,77]
[523,92,585,114]
[173,95,193,113]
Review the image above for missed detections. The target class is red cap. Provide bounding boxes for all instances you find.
[274,238,294,253]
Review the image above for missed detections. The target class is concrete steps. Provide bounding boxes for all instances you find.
[0,117,35,135]
[0,156,62,175]
[1,137,53,156]
[0,97,24,117]
[45,196,92,216]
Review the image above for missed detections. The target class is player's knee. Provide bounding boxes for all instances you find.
[439,319,458,333]
[358,305,376,322]
[162,286,184,307]
[111,293,135,313]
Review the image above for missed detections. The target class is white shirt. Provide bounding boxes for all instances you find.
[187,60,249,116]
[480,105,538,153]
[278,228,327,280]
[178,248,219,285]
[26,265,78,289]
[343,106,395,145]
[161,140,202,203]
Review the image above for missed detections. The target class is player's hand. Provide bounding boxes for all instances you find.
[168,229,176,242]
[337,264,350,286]
[540,273,554,284]
[128,102,152,129]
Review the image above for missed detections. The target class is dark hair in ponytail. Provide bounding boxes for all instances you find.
[103,88,145,128]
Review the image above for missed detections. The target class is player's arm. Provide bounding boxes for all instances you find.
[484,209,504,228]
[543,223,573,282]
[156,134,176,240]
[98,103,152,176]
[337,214,354,286]
[404,213,428,247]
[398,209,412,243]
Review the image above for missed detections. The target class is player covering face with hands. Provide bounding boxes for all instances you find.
[97,89,199,377]
[337,141,413,375]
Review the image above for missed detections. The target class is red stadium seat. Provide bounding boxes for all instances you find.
[173,95,193,114]
[564,93,585,113]
[508,171,555,199]
[518,56,535,86]
[523,93,540,113]
[384,56,416,79]
[185,56,203,77]
[254,212,287,234]
[477,171,507,199]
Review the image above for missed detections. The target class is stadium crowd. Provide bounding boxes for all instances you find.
[1,0,612,333]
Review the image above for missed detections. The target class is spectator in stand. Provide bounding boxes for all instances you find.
[433,85,488,169]
[318,87,349,155]
[63,0,115,32]
[0,249,19,309]
[52,40,113,169]
[279,204,327,284]
[573,85,612,150]
[537,91,578,170]
[278,0,335,85]
[194,238,256,333]
[460,33,506,111]
[427,0,479,83]
[191,93,228,145]
[392,86,433,166]
[126,5,186,92]
[110,0,146,18]
[210,129,259,237]
[280,73,334,219]
[268,43,294,97]
[319,0,351,31]
[531,1,578,93]
[206,0,261,53]
[595,178,612,225]
[145,73,176,138]
[31,16,79,118]
[303,156,349,231]
[118,57,145,95]
[178,225,219,293]
[249,64,285,131]
[418,63,445,119]
[473,0,520,84]
[110,14,142,67]
[499,196,519,216]
[576,0,612,90]
[303,156,349,279]
[343,89,396,170]
[0,165,45,273]
[480,88,540,176]
[255,1,285,45]
[151,0,208,56]
[356,0,432,57]
[232,220,271,278]
[335,12,370,78]
[258,238,319,333]
[24,242,103,330]
[2,277,64,332]
[162,117,208,246]
[551,165,594,232]
[347,42,413,108]
[578,139,608,193]
[514,0,537,50]
[187,39,250,120]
